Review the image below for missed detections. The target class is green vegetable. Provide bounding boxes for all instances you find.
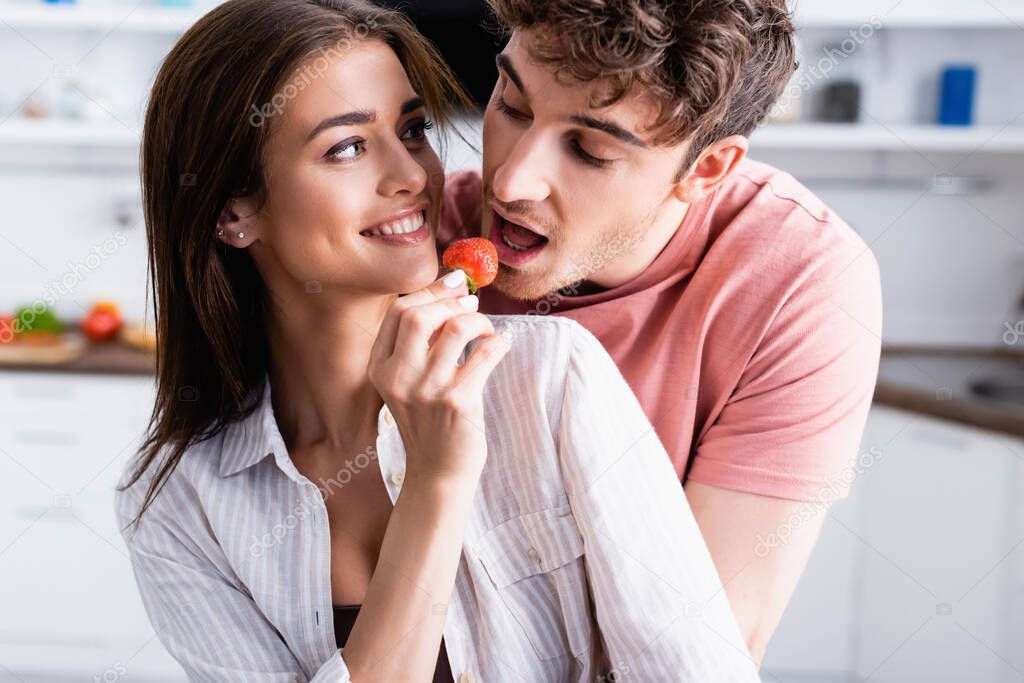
[14,305,63,335]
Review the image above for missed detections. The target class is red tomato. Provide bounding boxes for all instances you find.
[81,303,123,343]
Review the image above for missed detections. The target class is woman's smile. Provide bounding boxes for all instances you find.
[358,203,432,246]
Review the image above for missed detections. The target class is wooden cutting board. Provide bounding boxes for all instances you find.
[0,335,86,365]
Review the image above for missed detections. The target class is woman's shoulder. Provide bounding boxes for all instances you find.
[484,314,615,374]
[477,314,591,383]
[114,430,224,537]
[483,313,594,351]
[470,314,619,430]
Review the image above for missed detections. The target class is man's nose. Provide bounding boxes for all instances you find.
[491,131,552,204]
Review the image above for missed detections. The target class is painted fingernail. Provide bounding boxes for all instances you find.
[458,295,479,310]
[443,269,467,288]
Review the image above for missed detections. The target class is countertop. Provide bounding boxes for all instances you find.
[874,347,1024,437]
[1,342,1020,437]
[0,341,154,376]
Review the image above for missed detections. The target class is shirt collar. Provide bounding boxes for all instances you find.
[217,372,400,479]
[218,374,279,478]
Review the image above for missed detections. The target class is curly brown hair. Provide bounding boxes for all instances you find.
[488,0,797,169]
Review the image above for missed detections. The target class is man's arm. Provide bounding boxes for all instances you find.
[685,481,827,667]
[681,233,882,666]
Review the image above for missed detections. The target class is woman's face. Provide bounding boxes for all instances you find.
[237,40,445,298]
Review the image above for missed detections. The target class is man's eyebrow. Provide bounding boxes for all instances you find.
[496,53,526,95]
[305,97,425,144]
[569,114,648,148]
[400,96,426,116]
[494,52,644,148]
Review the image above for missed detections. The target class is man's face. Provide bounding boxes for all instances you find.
[481,29,692,301]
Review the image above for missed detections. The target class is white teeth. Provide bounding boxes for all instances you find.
[365,211,425,237]
[502,232,529,252]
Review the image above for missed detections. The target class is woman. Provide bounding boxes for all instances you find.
[115,1,759,681]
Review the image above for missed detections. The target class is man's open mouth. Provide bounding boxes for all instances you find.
[489,213,549,267]
[500,218,547,251]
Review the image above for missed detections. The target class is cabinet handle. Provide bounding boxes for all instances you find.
[11,384,77,402]
[15,505,75,521]
[13,430,79,447]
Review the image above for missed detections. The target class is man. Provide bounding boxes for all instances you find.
[438,0,883,668]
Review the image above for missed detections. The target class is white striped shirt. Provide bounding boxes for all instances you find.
[115,315,760,682]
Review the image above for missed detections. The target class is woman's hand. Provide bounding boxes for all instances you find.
[368,269,511,486]
[349,269,510,681]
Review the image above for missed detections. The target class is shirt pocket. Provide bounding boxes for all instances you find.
[472,506,588,661]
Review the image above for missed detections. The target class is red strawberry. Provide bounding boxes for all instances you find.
[442,238,499,294]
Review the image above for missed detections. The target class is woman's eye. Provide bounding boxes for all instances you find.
[401,118,435,141]
[326,138,366,161]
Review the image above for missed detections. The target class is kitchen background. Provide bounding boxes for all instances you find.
[0,0,1022,681]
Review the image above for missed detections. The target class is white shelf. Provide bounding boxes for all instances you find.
[794,0,1024,29]
[4,120,1024,159]
[1,1,1022,32]
[0,4,205,32]
[0,118,139,145]
[750,123,1024,153]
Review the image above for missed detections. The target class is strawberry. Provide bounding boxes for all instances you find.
[442,238,499,294]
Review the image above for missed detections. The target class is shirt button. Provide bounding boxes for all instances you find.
[527,547,539,561]
[391,471,405,486]
[459,673,476,683]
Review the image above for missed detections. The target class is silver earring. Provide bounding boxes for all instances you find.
[237,231,246,239]
[217,229,225,237]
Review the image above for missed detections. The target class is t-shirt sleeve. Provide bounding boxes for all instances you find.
[437,170,483,254]
[688,240,883,502]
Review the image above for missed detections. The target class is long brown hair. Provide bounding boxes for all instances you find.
[119,0,471,528]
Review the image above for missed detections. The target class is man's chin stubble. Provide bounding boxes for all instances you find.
[493,266,586,303]
[491,267,554,302]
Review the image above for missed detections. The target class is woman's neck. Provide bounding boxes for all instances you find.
[264,289,396,453]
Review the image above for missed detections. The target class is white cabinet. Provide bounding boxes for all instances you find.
[0,371,185,682]
[763,405,1024,683]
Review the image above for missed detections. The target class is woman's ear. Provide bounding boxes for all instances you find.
[672,135,749,204]
[216,197,260,247]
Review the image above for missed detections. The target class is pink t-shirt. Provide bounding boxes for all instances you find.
[439,159,882,502]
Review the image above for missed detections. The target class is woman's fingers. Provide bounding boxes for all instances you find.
[371,269,468,363]
[392,296,483,367]
[452,333,512,399]
[424,312,497,380]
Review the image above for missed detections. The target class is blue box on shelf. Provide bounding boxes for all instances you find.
[938,65,977,126]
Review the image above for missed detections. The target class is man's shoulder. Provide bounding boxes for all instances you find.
[724,158,831,221]
[709,158,872,274]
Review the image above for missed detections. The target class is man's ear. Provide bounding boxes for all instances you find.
[672,135,749,204]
